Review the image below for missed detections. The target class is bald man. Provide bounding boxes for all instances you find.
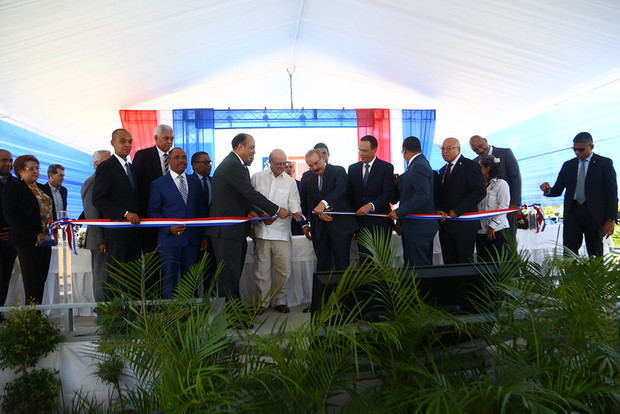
[470,135,522,234]
[250,149,302,313]
[436,138,486,264]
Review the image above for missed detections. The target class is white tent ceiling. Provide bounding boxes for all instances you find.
[1,0,619,152]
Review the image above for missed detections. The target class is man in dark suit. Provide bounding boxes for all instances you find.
[149,148,208,298]
[93,129,142,296]
[301,149,358,271]
[0,149,17,310]
[190,151,216,294]
[470,135,522,233]
[540,132,617,256]
[387,137,438,266]
[81,150,112,302]
[285,160,304,236]
[209,133,289,300]
[43,164,68,219]
[133,124,174,253]
[436,137,486,264]
[348,135,395,260]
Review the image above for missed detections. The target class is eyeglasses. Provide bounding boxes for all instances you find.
[440,146,460,151]
[195,160,212,164]
[572,147,587,152]
[271,162,288,167]
[23,166,40,172]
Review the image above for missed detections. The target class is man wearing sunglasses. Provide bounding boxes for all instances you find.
[540,132,617,256]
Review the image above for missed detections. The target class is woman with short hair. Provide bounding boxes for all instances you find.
[2,155,54,304]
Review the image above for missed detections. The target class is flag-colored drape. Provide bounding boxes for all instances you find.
[356,109,391,163]
[119,110,159,158]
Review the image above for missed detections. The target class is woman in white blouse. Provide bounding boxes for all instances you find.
[476,155,511,262]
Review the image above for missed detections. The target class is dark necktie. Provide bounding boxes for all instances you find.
[442,162,453,185]
[202,176,211,205]
[318,175,322,192]
[163,153,169,175]
[363,164,370,187]
[125,162,136,189]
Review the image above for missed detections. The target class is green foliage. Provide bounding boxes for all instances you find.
[0,306,63,373]
[80,229,620,413]
[1,368,60,414]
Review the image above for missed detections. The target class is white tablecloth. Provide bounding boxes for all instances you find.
[5,225,611,309]
[5,246,94,315]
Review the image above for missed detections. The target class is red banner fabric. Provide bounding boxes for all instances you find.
[355,108,391,163]
[119,110,159,158]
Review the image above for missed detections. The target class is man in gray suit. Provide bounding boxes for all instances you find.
[81,150,111,301]
[470,135,522,233]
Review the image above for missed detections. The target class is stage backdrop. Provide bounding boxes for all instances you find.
[122,108,437,173]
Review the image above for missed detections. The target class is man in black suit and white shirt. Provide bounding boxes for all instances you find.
[470,135,522,233]
[0,149,17,310]
[301,149,358,271]
[93,129,141,295]
[347,135,395,260]
[81,150,111,301]
[133,124,174,252]
[388,136,438,266]
[540,132,617,256]
[190,151,216,294]
[436,137,486,264]
[209,133,289,300]
[43,164,68,219]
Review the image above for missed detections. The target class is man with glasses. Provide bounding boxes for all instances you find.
[250,149,302,313]
[436,138,486,264]
[540,132,617,256]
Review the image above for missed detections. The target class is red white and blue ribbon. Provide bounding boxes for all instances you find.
[325,208,520,221]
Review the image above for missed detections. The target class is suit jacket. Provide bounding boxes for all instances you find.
[347,158,396,229]
[133,146,165,217]
[473,146,522,205]
[301,164,358,240]
[148,173,207,247]
[2,180,51,247]
[396,154,438,235]
[545,153,618,225]
[42,182,68,213]
[80,173,104,249]
[190,172,212,216]
[436,155,486,230]
[209,152,279,241]
[0,174,17,230]
[93,156,140,242]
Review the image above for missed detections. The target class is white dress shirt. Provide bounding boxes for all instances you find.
[48,184,64,218]
[478,177,510,233]
[251,169,301,241]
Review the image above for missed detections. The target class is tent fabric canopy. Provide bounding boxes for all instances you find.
[1,0,619,152]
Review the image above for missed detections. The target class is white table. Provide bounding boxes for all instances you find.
[5,226,611,309]
[5,246,95,315]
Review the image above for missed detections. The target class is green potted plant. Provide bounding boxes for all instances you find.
[0,306,63,413]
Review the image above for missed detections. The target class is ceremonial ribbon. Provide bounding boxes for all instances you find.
[324,208,520,221]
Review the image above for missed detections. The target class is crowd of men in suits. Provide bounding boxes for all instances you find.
[0,127,617,311]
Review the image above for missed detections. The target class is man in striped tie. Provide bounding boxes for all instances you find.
[148,148,208,298]
[133,124,175,253]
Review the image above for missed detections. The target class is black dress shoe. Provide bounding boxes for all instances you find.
[273,304,290,314]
